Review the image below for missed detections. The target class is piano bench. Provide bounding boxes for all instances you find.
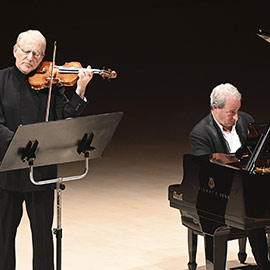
[181,216,248,270]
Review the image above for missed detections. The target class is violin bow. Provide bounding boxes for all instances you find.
[45,41,57,122]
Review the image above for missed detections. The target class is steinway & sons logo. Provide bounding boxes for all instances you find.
[208,177,215,189]
[193,176,230,199]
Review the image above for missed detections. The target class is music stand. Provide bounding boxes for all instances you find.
[244,123,270,172]
[0,112,123,270]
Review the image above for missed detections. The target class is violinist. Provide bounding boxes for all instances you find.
[0,29,93,270]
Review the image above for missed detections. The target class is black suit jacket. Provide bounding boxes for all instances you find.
[0,66,88,192]
[189,111,254,156]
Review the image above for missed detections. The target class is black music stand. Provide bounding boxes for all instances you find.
[245,123,270,172]
[0,112,123,270]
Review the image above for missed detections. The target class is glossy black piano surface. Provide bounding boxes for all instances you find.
[168,123,270,269]
[169,154,270,232]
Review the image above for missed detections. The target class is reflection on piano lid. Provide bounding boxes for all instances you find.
[211,122,270,173]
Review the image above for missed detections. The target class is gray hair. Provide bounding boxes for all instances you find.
[16,30,46,54]
[210,83,242,109]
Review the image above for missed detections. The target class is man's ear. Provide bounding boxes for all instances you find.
[13,44,18,57]
[13,44,18,58]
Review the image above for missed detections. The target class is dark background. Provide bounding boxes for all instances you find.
[2,2,270,161]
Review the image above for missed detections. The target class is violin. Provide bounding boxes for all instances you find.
[28,61,117,90]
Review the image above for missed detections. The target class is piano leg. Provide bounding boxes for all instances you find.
[187,229,198,270]
[204,229,229,270]
[238,238,247,263]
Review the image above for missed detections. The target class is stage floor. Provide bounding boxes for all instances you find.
[15,142,258,270]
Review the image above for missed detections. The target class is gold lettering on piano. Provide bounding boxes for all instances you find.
[173,191,183,201]
[208,177,215,189]
[193,185,230,199]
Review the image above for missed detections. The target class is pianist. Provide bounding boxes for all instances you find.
[189,83,270,270]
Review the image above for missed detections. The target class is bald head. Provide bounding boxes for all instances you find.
[16,30,46,54]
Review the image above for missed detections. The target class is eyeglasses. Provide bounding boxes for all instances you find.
[17,43,43,58]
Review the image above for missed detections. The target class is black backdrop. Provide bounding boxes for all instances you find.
[2,2,270,155]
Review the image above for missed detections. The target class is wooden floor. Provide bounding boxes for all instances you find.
[14,142,258,270]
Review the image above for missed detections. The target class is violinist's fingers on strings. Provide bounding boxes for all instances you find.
[86,65,93,77]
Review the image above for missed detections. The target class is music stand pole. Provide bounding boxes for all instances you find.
[29,153,90,270]
[54,179,64,270]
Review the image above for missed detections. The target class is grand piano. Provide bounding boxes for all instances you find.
[168,123,270,270]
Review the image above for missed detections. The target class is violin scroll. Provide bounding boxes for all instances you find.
[99,68,117,80]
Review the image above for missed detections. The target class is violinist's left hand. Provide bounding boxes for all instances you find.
[75,65,93,99]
